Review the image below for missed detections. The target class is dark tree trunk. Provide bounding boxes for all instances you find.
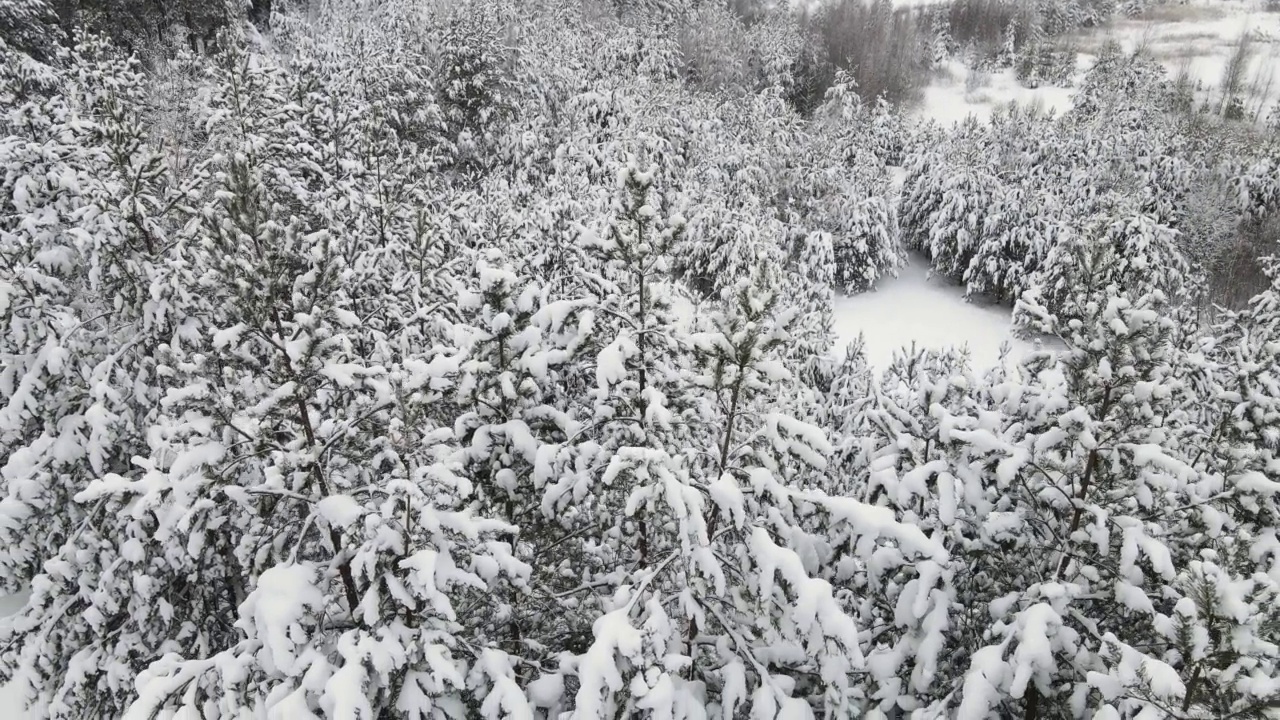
[1024,683,1041,720]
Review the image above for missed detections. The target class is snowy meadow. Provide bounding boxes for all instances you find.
[2,0,1279,718]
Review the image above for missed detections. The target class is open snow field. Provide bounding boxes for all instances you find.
[1084,0,1280,88]
[920,60,1081,124]
[832,253,1036,370]
[916,0,1280,125]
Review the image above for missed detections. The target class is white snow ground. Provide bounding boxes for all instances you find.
[0,592,30,718]
[832,254,1034,371]
[919,60,1080,125]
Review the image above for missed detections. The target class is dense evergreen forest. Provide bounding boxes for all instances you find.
[1,0,1278,717]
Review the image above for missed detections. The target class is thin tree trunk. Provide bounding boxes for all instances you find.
[1055,384,1113,577]
[1024,683,1041,720]
[1182,663,1202,713]
[270,305,362,616]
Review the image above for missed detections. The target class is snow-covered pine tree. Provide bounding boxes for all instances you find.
[620,256,947,717]
[838,344,974,715]
[779,229,838,391]
[434,1,518,181]
[0,0,63,105]
[818,338,876,495]
[805,74,903,293]
[998,18,1020,68]
[530,162,706,713]
[1143,258,1280,717]
[923,167,1004,284]
[927,9,953,69]
[830,195,900,294]
[440,249,612,674]
[967,184,1059,303]
[0,50,260,717]
[678,265,868,715]
[1069,42,1167,124]
[677,199,778,299]
[0,42,180,614]
[1026,206,1188,325]
[934,252,1268,718]
[899,123,1005,286]
[862,97,908,168]
[959,279,1193,716]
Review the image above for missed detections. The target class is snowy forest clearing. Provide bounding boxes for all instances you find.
[918,59,1080,124]
[0,674,21,717]
[831,253,1032,369]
